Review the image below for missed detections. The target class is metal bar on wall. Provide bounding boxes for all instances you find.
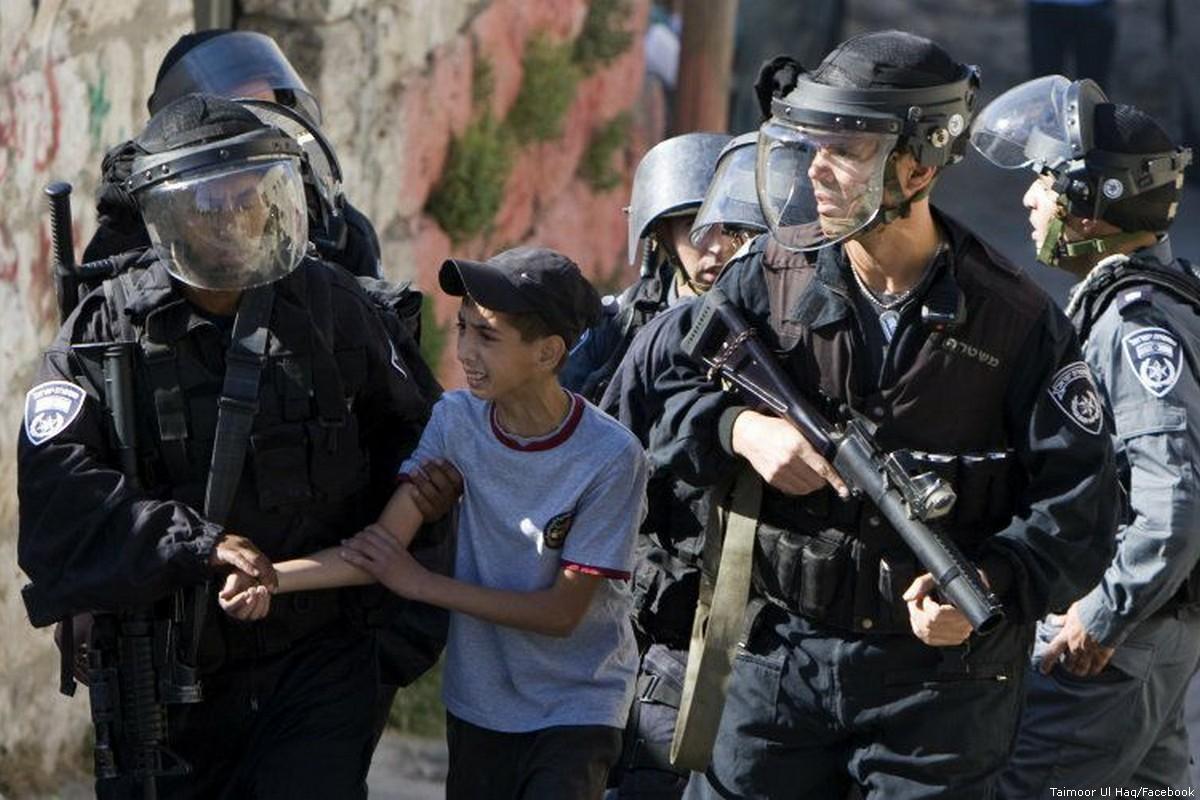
[193,0,235,30]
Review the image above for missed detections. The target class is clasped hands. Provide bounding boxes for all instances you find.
[218,459,462,620]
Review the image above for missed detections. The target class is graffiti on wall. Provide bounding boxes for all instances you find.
[0,62,61,185]
[87,71,110,150]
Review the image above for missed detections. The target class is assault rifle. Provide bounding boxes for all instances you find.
[47,182,199,798]
[681,287,1005,634]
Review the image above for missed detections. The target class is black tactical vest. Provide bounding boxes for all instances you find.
[101,259,430,666]
[748,224,1044,633]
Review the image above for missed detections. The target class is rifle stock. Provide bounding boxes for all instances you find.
[45,181,197,797]
[684,288,1005,634]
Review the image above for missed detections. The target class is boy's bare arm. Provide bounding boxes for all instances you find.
[420,567,603,638]
[340,526,603,637]
[273,482,427,594]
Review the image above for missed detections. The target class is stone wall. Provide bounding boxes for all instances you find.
[0,2,196,793]
[0,1,649,794]
[240,0,651,380]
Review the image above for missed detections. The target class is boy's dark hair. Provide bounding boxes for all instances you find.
[508,311,569,372]
[463,298,570,371]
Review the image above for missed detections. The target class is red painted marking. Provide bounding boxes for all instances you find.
[32,63,59,173]
[0,222,16,284]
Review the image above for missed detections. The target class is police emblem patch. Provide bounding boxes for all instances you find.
[24,381,86,445]
[542,511,575,549]
[1123,327,1182,398]
[1048,362,1103,435]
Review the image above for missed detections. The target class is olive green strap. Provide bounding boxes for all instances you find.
[670,466,762,772]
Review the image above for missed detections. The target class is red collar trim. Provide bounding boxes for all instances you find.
[490,393,584,452]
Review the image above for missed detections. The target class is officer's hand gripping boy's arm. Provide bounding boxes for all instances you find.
[226,478,438,605]
[220,379,457,618]
[339,440,646,639]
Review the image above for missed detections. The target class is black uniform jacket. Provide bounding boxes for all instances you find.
[640,210,1120,624]
[18,257,432,628]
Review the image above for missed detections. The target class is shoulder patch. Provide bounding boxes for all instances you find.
[1116,286,1153,313]
[1048,362,1103,435]
[1123,326,1182,398]
[542,511,575,549]
[24,381,87,445]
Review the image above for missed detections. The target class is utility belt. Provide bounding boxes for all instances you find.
[198,589,346,671]
[631,550,703,651]
[753,448,1017,635]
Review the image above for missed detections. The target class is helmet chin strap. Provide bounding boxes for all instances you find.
[656,236,712,295]
[673,259,711,295]
[856,153,935,237]
[1035,200,1148,268]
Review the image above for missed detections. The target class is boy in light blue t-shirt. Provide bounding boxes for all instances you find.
[224,247,648,799]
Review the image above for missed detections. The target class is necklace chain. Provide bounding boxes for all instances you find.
[849,241,946,311]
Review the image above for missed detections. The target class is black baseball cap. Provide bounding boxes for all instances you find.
[439,246,602,348]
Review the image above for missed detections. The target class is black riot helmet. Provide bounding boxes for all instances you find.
[756,31,980,251]
[148,30,322,126]
[236,98,346,254]
[690,132,769,246]
[971,76,1192,264]
[626,132,732,273]
[128,94,309,291]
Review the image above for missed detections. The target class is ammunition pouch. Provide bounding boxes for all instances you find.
[631,552,702,650]
[753,448,1019,633]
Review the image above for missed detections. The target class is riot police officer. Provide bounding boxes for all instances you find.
[562,132,741,402]
[971,79,1200,794]
[18,95,437,798]
[598,132,767,800]
[83,29,384,279]
[644,31,1120,798]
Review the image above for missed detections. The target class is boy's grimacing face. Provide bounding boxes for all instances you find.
[455,300,553,400]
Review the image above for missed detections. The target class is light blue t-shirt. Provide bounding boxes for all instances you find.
[399,389,647,732]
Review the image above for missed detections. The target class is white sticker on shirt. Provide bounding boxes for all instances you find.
[1123,326,1182,398]
[1048,362,1103,435]
[24,381,87,445]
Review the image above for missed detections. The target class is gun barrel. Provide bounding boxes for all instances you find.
[686,288,1005,634]
[834,435,1005,633]
[104,344,141,487]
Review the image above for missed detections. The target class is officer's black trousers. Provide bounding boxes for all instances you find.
[97,628,378,799]
[612,643,690,799]
[684,608,1033,800]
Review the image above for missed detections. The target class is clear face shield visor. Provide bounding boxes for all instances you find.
[149,32,322,124]
[756,118,898,251]
[139,158,309,291]
[237,98,343,238]
[690,136,768,248]
[969,75,1097,172]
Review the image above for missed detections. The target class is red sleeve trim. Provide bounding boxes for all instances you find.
[563,561,631,580]
[395,473,413,485]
